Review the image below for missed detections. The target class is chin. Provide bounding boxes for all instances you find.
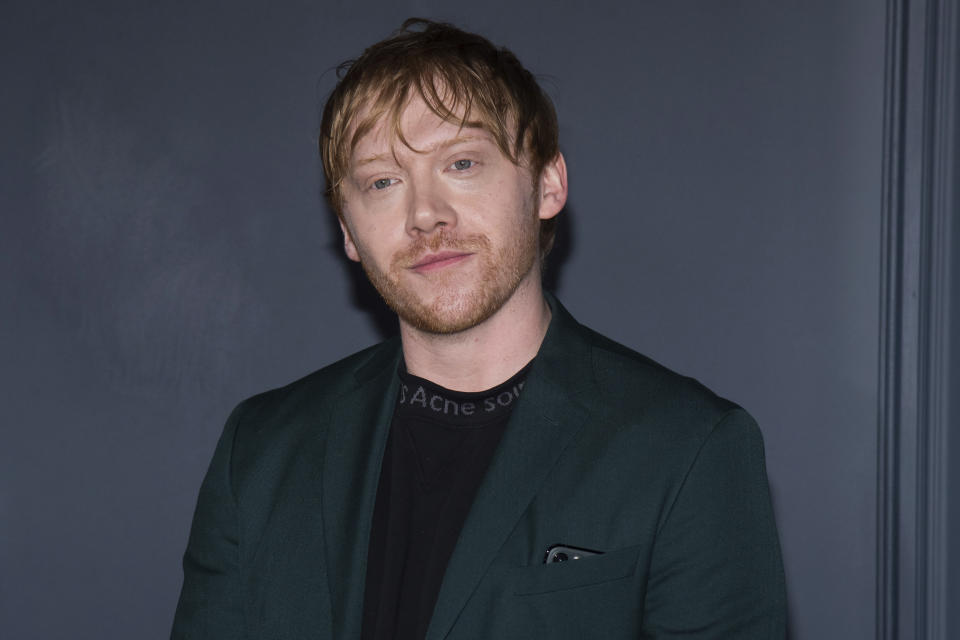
[392,291,503,335]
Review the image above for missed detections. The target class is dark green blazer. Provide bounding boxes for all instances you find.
[172,295,786,639]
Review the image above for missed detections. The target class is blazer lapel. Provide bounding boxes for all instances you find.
[321,339,402,640]
[425,296,596,640]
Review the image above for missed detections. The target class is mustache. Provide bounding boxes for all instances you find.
[392,230,491,268]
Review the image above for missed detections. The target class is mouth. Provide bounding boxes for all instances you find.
[410,251,474,273]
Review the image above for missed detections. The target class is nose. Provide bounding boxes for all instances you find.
[405,180,456,236]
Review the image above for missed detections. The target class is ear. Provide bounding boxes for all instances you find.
[537,152,568,221]
[338,216,361,262]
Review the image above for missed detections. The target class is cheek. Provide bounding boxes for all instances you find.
[469,179,530,218]
[349,223,403,265]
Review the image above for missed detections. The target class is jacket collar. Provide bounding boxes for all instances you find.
[426,292,596,640]
[321,338,401,640]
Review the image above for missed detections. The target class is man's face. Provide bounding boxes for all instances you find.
[338,95,564,335]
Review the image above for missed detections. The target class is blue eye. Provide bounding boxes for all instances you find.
[452,159,474,170]
[372,178,393,190]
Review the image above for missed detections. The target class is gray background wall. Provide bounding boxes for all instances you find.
[0,1,955,639]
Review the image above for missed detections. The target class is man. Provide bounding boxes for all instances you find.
[172,18,786,640]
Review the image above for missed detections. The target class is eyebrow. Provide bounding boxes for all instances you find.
[355,135,481,167]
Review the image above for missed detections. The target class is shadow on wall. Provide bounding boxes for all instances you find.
[31,83,259,393]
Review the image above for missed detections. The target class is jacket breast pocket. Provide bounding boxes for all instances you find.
[511,544,641,596]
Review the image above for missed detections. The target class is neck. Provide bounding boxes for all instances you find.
[399,277,551,392]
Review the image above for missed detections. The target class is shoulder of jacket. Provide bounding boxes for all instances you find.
[579,325,743,440]
[229,338,398,434]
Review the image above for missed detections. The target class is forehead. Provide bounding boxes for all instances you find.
[348,94,492,163]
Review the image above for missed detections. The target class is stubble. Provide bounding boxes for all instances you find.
[359,216,538,335]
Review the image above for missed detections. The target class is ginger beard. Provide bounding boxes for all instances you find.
[352,200,541,335]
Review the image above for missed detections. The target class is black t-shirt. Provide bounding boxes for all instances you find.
[361,362,531,640]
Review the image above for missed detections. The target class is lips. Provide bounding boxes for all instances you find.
[410,251,473,272]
